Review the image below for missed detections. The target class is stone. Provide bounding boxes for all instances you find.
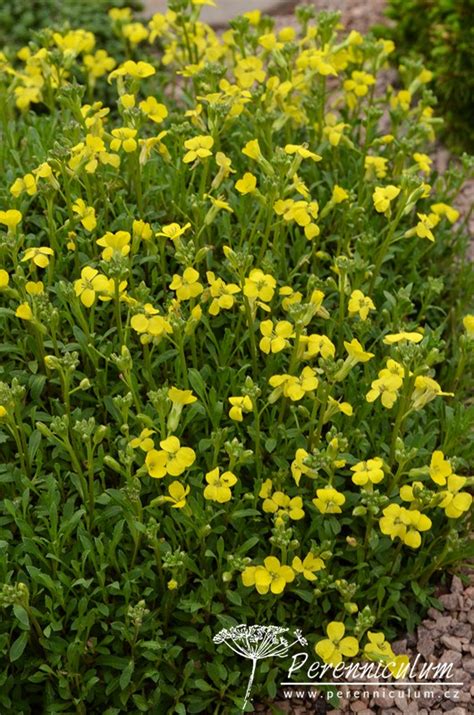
[439,594,460,611]
[452,623,472,638]
[439,649,463,667]
[417,630,435,658]
[350,702,367,712]
[462,658,474,673]
[444,709,467,715]
[451,576,463,593]
[440,635,463,652]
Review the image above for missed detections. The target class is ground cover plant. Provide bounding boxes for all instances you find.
[0,1,473,712]
[381,0,474,153]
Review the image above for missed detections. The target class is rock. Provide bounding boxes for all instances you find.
[451,576,463,593]
[428,608,443,620]
[439,594,460,611]
[392,639,408,652]
[462,658,474,673]
[467,611,474,625]
[440,635,463,652]
[436,616,454,630]
[444,709,467,715]
[439,649,463,667]
[417,629,435,658]
[452,623,472,639]
[351,702,367,712]
[370,688,392,708]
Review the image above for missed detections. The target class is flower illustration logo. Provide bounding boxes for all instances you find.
[213,624,308,711]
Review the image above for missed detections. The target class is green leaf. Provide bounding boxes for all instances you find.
[9,631,29,662]
[119,660,134,690]
[13,604,29,630]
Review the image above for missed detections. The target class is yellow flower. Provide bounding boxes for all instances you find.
[313,487,346,514]
[170,268,203,301]
[292,553,324,581]
[431,202,459,224]
[343,70,375,97]
[74,266,109,307]
[262,491,305,521]
[413,152,432,174]
[269,366,318,401]
[242,139,262,161]
[284,144,322,162]
[383,331,423,344]
[348,290,375,320]
[156,222,191,241]
[16,302,33,320]
[10,173,37,197]
[366,374,402,409]
[372,185,400,213]
[299,334,335,360]
[72,198,97,231]
[161,481,190,509]
[145,436,196,478]
[0,209,22,231]
[207,271,240,315]
[243,269,276,303]
[351,458,384,486]
[462,314,474,338]
[183,135,214,163]
[323,113,348,146]
[168,387,197,406]
[235,57,265,88]
[410,376,453,411]
[0,269,9,289]
[242,556,295,595]
[365,156,388,179]
[26,281,44,295]
[344,338,374,364]
[315,622,359,665]
[203,467,237,503]
[291,448,313,485]
[228,395,253,421]
[405,212,439,242]
[379,504,431,548]
[133,219,153,241]
[22,246,54,268]
[331,185,349,203]
[96,231,131,261]
[108,59,156,82]
[110,127,138,153]
[235,172,257,195]
[129,428,155,452]
[139,96,168,123]
[259,320,294,354]
[438,475,473,519]
[122,22,149,45]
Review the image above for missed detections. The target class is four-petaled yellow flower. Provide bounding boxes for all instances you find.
[351,458,384,486]
[262,491,305,522]
[156,222,191,241]
[110,127,138,153]
[207,271,240,315]
[235,172,257,195]
[74,266,109,307]
[203,467,237,503]
[97,230,131,261]
[379,504,431,548]
[145,436,196,478]
[348,290,375,320]
[438,475,472,519]
[313,487,346,514]
[242,556,295,595]
[259,320,294,354]
[129,428,155,452]
[183,135,214,163]
[170,267,203,300]
[243,269,276,303]
[372,185,400,213]
[292,553,325,581]
[315,622,359,665]
[228,395,253,421]
[161,481,190,509]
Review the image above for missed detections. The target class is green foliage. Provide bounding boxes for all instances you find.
[0,0,142,51]
[0,2,473,712]
[382,0,474,152]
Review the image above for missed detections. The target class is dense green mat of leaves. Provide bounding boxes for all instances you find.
[0,2,473,712]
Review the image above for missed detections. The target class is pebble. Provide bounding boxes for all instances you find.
[440,635,463,652]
